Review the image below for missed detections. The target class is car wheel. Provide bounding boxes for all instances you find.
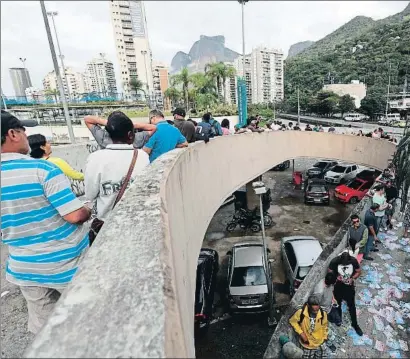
[264,215,273,227]
[339,178,346,184]
[325,200,330,206]
[250,223,261,232]
[226,222,237,232]
[349,197,358,204]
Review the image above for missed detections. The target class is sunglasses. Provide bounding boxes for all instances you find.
[352,220,360,224]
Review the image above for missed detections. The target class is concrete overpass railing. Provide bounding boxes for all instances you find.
[25,131,395,358]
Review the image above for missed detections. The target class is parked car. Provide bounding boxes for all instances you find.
[334,178,373,204]
[378,113,401,126]
[355,168,382,183]
[226,242,273,313]
[324,163,359,184]
[304,179,330,205]
[271,160,291,171]
[306,160,338,179]
[195,248,219,335]
[281,236,323,296]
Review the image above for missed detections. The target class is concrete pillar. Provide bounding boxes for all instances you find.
[245,176,261,210]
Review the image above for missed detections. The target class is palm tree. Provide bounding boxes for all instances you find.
[45,89,59,104]
[164,87,181,108]
[172,67,191,110]
[129,78,146,101]
[206,62,236,103]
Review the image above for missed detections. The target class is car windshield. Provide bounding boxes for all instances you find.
[297,266,312,280]
[331,165,346,173]
[313,162,327,169]
[309,185,326,193]
[347,179,363,190]
[231,266,267,287]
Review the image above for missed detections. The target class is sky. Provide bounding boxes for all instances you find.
[1,0,408,96]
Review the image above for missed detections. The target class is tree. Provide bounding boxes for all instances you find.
[205,62,226,102]
[339,94,356,118]
[392,133,410,211]
[164,87,181,108]
[360,89,386,119]
[172,67,191,111]
[45,89,59,104]
[129,78,146,101]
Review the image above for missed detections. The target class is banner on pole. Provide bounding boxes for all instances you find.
[237,77,247,127]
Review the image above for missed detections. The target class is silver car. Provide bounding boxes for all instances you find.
[281,236,323,296]
[226,242,272,313]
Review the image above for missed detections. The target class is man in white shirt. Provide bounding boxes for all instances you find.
[85,111,150,220]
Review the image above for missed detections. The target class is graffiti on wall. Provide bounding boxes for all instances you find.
[86,142,99,154]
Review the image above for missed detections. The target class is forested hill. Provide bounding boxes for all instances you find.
[285,2,410,100]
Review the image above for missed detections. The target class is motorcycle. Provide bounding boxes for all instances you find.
[226,208,263,232]
[233,208,273,227]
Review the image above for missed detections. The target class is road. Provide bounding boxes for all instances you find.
[196,158,357,358]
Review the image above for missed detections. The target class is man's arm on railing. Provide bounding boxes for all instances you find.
[134,123,156,136]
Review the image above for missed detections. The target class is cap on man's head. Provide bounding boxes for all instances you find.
[172,107,186,118]
[1,110,25,138]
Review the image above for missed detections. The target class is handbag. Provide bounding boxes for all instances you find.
[89,149,139,245]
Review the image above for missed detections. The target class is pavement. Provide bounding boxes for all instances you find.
[325,216,410,358]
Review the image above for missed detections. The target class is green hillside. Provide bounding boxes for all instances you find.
[284,2,410,114]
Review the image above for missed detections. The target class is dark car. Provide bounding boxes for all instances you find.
[304,179,330,205]
[271,160,291,171]
[356,169,382,183]
[195,248,219,336]
[306,160,338,179]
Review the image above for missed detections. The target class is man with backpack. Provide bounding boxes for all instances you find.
[289,295,329,358]
[172,107,196,143]
[208,113,223,136]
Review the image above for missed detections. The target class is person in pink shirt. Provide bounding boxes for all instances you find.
[221,118,232,135]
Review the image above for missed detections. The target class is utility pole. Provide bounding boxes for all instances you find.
[40,1,75,143]
[47,11,71,103]
[1,88,8,110]
[141,50,151,107]
[385,61,392,118]
[240,0,247,77]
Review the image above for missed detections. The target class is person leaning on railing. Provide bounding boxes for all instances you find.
[27,134,84,181]
[84,113,156,150]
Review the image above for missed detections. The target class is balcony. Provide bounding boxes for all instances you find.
[124,36,133,43]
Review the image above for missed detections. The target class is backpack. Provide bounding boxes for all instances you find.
[195,122,213,143]
[210,119,221,136]
[297,303,325,325]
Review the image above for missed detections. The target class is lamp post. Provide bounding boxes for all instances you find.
[47,10,71,103]
[40,1,75,143]
[238,0,248,77]
[297,87,301,126]
[1,88,8,110]
[141,50,151,107]
[252,181,277,327]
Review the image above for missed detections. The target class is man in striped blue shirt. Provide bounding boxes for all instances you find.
[1,111,91,334]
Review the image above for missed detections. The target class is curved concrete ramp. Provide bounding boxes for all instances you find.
[25,132,395,358]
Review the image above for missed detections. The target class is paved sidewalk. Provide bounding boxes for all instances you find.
[327,217,410,358]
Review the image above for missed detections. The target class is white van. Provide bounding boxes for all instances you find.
[344,113,366,122]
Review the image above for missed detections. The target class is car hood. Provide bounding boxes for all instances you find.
[335,185,354,194]
[229,285,268,296]
[307,167,321,172]
[326,170,343,177]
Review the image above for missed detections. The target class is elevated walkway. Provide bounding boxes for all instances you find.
[25,131,395,358]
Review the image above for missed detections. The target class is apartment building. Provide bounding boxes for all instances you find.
[43,67,88,100]
[9,67,32,99]
[226,46,284,105]
[110,0,153,100]
[85,56,118,95]
[25,87,45,103]
[152,62,170,109]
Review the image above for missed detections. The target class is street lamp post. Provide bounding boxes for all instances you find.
[1,88,8,110]
[40,1,75,143]
[297,87,301,126]
[47,11,71,103]
[238,0,248,77]
[252,181,277,327]
[141,50,150,107]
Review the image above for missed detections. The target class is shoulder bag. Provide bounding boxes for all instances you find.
[89,149,138,245]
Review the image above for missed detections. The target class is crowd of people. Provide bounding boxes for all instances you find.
[1,107,407,341]
[286,165,410,359]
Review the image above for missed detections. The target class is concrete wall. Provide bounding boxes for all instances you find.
[25,132,395,358]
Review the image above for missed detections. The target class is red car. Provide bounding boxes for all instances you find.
[335,178,373,204]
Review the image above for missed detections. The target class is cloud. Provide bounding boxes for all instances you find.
[1,0,407,96]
